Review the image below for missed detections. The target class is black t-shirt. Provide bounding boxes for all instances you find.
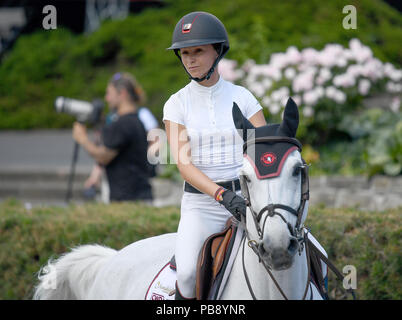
[102,112,152,201]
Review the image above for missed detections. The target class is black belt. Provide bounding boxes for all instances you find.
[184,179,241,194]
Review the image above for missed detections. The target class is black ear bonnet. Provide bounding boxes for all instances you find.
[232,97,302,179]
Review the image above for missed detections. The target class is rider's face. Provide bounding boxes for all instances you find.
[105,84,121,110]
[179,44,218,80]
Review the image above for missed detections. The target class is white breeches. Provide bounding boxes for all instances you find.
[175,191,240,298]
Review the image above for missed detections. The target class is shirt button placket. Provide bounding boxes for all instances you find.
[210,93,216,126]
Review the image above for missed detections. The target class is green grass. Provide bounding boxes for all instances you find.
[0,199,180,299]
[0,198,400,300]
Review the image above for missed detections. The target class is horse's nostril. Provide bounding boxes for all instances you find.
[287,238,299,256]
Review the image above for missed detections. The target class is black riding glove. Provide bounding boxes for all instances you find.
[218,189,246,221]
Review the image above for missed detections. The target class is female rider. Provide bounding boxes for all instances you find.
[163,11,266,299]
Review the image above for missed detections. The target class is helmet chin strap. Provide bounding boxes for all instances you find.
[174,45,223,83]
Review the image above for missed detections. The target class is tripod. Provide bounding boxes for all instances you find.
[65,141,80,203]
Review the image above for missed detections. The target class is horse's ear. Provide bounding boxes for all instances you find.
[279,97,299,137]
[232,102,255,142]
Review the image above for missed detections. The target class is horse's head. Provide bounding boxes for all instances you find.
[233,98,309,271]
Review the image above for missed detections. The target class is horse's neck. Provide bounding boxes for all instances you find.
[267,250,309,300]
[241,239,309,300]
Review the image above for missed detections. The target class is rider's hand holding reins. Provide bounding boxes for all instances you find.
[215,187,246,221]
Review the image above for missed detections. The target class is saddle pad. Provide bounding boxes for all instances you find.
[144,262,176,300]
[211,225,244,300]
[144,226,244,300]
[308,232,328,280]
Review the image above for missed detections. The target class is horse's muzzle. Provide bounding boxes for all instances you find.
[258,237,298,271]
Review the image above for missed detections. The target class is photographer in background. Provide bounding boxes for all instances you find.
[84,103,161,203]
[73,72,153,202]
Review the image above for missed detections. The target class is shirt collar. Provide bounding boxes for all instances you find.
[189,76,224,95]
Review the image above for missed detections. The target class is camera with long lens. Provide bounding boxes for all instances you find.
[54,97,104,124]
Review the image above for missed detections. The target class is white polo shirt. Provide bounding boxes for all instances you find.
[163,76,262,181]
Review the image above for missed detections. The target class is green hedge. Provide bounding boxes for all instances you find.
[0,199,400,300]
[0,0,401,129]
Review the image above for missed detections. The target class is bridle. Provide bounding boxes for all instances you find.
[240,136,310,242]
[239,136,312,300]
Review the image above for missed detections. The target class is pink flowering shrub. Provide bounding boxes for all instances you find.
[218,39,402,145]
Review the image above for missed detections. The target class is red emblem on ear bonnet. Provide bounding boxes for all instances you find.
[261,152,276,166]
[245,144,299,179]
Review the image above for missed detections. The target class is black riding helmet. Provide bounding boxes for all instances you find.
[167,11,230,82]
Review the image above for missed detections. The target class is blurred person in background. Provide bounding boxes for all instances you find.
[83,98,161,203]
[73,72,157,203]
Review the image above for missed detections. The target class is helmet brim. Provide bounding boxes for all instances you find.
[167,38,227,50]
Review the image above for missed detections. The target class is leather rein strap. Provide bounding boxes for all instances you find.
[307,238,357,300]
[240,217,312,300]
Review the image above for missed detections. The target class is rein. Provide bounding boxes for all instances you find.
[240,215,312,300]
[239,199,357,300]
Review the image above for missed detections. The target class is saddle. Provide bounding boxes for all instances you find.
[169,218,237,300]
[195,217,237,300]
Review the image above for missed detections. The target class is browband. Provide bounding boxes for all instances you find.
[243,137,302,153]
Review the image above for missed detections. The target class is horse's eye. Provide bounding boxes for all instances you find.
[243,175,251,183]
[292,166,301,176]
